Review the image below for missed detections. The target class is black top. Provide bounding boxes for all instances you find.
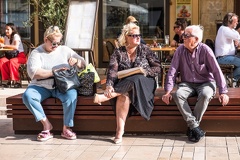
[173,34,184,44]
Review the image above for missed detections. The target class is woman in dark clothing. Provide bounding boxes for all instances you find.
[94,23,161,144]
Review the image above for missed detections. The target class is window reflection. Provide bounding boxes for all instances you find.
[0,0,30,39]
[103,0,165,39]
[101,0,166,64]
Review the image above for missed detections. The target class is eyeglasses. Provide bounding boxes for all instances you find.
[182,32,196,39]
[128,34,141,38]
[47,37,62,47]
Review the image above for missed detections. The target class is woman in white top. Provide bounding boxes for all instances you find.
[0,23,26,88]
[22,26,86,141]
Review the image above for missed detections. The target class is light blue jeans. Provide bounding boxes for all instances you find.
[22,85,77,127]
[217,55,240,81]
[173,82,216,129]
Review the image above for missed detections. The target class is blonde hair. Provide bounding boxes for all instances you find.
[125,16,138,24]
[44,26,63,39]
[118,23,140,47]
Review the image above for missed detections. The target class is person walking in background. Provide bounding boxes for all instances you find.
[22,26,86,141]
[162,25,229,142]
[0,23,26,88]
[170,18,188,47]
[215,12,240,83]
[94,23,161,144]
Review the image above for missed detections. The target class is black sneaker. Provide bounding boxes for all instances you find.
[186,127,195,142]
[191,127,206,142]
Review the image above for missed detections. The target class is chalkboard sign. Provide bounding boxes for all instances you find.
[64,0,98,51]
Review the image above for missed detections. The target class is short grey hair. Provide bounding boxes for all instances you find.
[185,25,204,43]
[118,23,140,47]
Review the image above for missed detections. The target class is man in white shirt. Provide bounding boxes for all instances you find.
[215,12,240,82]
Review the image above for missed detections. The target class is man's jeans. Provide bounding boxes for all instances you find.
[22,85,77,127]
[173,82,216,129]
[217,55,240,81]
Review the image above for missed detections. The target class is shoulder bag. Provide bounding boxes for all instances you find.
[52,66,80,93]
[5,50,19,59]
[78,70,95,96]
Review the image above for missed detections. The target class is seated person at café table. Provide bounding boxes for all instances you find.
[0,23,26,88]
[215,12,240,82]
[170,18,188,47]
[94,22,161,144]
[162,25,229,142]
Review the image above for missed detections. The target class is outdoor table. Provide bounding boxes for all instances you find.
[0,48,14,57]
[0,48,13,51]
[150,46,176,62]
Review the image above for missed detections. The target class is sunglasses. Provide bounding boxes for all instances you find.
[128,34,141,38]
[47,37,62,47]
[182,32,196,39]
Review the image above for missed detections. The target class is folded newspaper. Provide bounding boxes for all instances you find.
[117,67,145,79]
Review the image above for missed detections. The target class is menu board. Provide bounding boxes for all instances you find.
[64,0,98,51]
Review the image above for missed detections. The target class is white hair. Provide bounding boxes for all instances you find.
[185,25,204,42]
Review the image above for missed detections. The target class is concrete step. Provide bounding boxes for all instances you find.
[0,87,26,115]
[0,107,6,115]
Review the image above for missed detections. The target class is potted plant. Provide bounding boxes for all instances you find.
[24,0,68,32]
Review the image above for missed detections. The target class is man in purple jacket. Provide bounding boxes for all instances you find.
[162,25,229,142]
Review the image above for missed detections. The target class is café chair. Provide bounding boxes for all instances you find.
[205,39,234,87]
[19,40,35,85]
[104,41,115,74]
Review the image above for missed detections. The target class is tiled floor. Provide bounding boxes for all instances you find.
[1,115,240,160]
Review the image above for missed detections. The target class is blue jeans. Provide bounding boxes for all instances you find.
[217,55,240,80]
[22,85,77,127]
[173,82,216,129]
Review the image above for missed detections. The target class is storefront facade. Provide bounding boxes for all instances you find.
[0,0,238,67]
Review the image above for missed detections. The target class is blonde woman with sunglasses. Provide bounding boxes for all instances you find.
[22,26,86,142]
[94,23,161,144]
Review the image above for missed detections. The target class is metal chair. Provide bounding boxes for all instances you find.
[19,40,35,84]
[205,39,235,87]
[104,41,115,74]
[105,41,115,60]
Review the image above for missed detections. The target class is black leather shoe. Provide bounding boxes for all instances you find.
[190,127,206,142]
[2,81,11,88]
[13,82,22,88]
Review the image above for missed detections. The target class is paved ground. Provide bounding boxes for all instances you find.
[1,86,240,159]
[1,114,240,160]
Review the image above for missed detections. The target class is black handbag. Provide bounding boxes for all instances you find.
[5,50,19,59]
[78,71,94,96]
[52,66,80,93]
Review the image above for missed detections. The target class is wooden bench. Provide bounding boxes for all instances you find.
[6,88,240,136]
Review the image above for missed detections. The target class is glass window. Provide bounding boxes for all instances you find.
[103,0,166,39]
[0,0,31,40]
[100,0,168,66]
